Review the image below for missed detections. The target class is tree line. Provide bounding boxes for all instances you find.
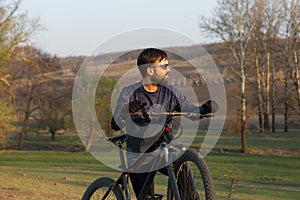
[0,1,75,149]
[200,0,300,153]
[0,1,118,151]
[1,0,300,154]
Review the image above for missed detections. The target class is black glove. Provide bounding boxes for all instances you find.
[129,101,150,124]
[119,101,145,120]
[201,100,219,114]
[129,101,147,113]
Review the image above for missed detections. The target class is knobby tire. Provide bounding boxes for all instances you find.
[82,177,124,200]
[167,149,215,200]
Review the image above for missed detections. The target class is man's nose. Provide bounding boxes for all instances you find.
[166,66,171,72]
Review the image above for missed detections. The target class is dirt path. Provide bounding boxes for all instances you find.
[1,165,299,194]
[215,180,300,192]
[0,166,100,200]
[0,165,116,175]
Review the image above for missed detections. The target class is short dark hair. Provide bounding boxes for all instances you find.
[137,48,168,77]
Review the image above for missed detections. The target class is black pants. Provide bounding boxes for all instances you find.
[129,168,168,199]
[129,172,153,198]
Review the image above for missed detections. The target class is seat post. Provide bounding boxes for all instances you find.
[117,140,127,171]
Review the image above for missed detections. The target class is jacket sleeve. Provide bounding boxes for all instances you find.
[170,86,209,115]
[111,117,121,131]
[171,86,199,112]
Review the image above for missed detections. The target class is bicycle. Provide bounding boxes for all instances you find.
[82,112,216,200]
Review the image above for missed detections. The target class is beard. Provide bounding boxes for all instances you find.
[150,73,169,85]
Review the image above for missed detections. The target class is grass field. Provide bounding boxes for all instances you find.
[1,130,300,199]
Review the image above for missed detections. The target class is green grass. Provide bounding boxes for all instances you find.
[2,130,300,199]
[191,130,300,153]
[9,129,300,154]
[0,150,299,199]
[8,131,84,151]
[207,153,300,186]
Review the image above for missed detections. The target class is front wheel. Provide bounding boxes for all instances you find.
[82,177,124,200]
[167,149,215,200]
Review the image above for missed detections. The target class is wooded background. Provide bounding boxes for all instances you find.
[1,0,300,154]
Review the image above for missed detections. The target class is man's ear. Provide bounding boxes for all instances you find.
[146,67,154,76]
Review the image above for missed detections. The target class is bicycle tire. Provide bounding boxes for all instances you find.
[167,149,215,200]
[82,177,124,200]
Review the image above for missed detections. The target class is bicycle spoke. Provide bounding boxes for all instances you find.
[177,161,204,199]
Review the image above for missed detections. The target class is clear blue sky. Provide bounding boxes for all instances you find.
[20,0,218,56]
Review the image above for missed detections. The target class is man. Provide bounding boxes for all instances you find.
[111,48,218,198]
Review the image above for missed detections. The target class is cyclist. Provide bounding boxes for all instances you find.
[111,48,218,199]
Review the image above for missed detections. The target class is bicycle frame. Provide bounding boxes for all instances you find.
[104,140,182,200]
[103,112,212,200]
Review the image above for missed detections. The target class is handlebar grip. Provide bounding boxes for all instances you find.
[130,111,143,116]
[199,113,214,119]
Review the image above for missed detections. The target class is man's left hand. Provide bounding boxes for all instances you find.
[202,100,219,114]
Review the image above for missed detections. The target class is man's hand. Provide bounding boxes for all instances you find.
[201,100,219,114]
[129,101,147,113]
[128,101,150,123]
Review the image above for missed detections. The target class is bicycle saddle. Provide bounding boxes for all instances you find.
[107,134,126,143]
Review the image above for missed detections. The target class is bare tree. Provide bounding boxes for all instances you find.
[0,0,40,84]
[250,0,300,133]
[277,0,300,132]
[0,0,41,148]
[36,79,72,141]
[251,0,283,133]
[289,1,300,106]
[12,47,50,149]
[0,0,39,147]
[32,55,73,141]
[200,0,260,153]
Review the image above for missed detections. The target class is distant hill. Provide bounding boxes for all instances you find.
[58,42,289,88]
[54,42,300,130]
[58,43,237,83]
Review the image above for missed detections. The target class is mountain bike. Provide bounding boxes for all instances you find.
[82,112,216,200]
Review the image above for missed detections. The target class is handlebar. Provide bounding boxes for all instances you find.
[122,111,215,144]
[131,111,214,119]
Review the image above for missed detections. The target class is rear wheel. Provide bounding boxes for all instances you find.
[82,177,124,200]
[167,149,215,200]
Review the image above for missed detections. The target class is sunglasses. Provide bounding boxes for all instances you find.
[151,64,169,70]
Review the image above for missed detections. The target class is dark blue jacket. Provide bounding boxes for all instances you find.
[111,82,205,153]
